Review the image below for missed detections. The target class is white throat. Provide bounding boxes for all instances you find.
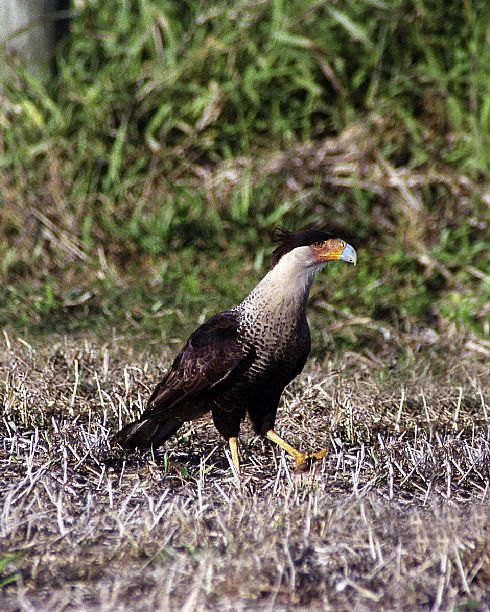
[239,247,322,318]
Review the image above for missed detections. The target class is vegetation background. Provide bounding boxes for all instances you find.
[1,0,490,609]
[1,0,489,348]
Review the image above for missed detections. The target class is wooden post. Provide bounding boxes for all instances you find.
[0,0,59,70]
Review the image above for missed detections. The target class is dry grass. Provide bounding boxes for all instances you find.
[1,334,490,610]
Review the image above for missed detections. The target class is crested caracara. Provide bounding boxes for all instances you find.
[113,228,357,474]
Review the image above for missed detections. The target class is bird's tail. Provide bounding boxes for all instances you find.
[112,417,181,450]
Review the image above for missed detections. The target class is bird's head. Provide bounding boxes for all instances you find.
[271,228,357,270]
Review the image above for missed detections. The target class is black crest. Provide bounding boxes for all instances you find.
[271,227,336,266]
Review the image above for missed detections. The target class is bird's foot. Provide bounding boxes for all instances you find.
[265,431,326,471]
[294,448,327,470]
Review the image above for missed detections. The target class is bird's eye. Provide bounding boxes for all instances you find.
[312,240,327,248]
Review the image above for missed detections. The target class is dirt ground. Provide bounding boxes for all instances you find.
[1,335,490,610]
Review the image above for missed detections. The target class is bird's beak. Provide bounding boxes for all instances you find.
[339,243,357,266]
[315,240,357,265]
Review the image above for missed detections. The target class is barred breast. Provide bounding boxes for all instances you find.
[234,293,311,386]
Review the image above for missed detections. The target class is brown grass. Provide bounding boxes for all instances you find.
[1,335,490,610]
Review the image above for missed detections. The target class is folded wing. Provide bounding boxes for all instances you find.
[112,311,250,449]
[144,311,247,418]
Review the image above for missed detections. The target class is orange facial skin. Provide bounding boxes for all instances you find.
[311,238,347,262]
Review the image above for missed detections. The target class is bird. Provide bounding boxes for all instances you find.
[112,227,357,475]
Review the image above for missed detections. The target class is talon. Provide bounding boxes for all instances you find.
[266,431,327,470]
[309,448,327,461]
[294,452,306,467]
[295,448,327,470]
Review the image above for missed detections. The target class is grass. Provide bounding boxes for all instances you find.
[0,0,489,343]
[1,337,490,609]
[1,1,490,608]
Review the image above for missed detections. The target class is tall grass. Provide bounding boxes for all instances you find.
[0,0,489,343]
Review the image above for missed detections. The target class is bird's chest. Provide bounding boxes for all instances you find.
[238,309,310,380]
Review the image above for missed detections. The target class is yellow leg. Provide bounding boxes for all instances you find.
[266,430,327,467]
[229,437,241,476]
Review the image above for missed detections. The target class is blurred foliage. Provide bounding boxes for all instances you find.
[0,0,489,348]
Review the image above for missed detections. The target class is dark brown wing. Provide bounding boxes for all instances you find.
[141,310,248,420]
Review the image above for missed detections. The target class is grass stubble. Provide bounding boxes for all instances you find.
[1,333,489,611]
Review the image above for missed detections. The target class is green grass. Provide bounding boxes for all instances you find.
[0,0,489,346]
